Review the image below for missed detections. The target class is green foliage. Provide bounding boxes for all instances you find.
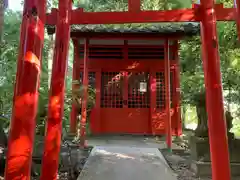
[74,0,192,11]
[0,10,21,121]
[0,9,74,135]
[179,36,204,105]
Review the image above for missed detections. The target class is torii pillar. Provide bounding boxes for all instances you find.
[40,0,72,179]
[4,0,46,179]
[200,0,231,180]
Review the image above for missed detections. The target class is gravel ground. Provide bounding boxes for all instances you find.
[56,145,93,180]
[161,149,211,180]
[0,144,93,180]
[58,147,92,180]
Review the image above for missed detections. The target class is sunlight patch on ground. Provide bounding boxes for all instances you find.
[96,149,135,160]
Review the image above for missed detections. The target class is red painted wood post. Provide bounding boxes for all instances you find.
[173,41,182,136]
[234,0,240,40]
[40,0,72,179]
[4,0,46,179]
[70,39,79,134]
[128,0,141,12]
[200,0,231,180]
[164,39,172,150]
[80,39,89,147]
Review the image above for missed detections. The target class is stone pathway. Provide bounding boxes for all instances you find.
[87,135,181,149]
[78,146,177,180]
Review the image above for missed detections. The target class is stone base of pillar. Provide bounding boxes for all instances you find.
[190,136,240,178]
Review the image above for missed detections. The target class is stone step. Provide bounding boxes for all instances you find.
[191,161,240,177]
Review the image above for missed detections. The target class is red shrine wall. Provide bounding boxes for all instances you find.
[74,39,182,136]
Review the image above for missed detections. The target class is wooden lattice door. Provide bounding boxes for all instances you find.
[101,72,124,108]
[100,71,150,134]
[127,72,150,108]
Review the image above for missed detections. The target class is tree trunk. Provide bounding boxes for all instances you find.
[194,91,209,137]
[195,103,208,137]
[181,105,186,130]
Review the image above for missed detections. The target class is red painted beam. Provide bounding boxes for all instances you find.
[80,39,89,147]
[46,6,236,25]
[40,0,72,179]
[4,0,46,179]
[216,7,235,21]
[200,0,231,180]
[164,39,172,150]
[71,9,198,24]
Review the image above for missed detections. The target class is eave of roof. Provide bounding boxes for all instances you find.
[47,22,200,37]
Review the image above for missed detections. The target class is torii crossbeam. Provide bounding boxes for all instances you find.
[5,0,239,180]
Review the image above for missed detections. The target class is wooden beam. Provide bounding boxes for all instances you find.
[216,7,235,21]
[71,9,198,24]
[46,5,236,25]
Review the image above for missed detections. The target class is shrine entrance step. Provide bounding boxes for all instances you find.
[78,146,177,180]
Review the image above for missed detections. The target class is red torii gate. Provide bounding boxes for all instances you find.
[4,0,239,179]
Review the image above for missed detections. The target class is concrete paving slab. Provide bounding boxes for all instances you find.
[87,135,181,150]
[78,146,177,180]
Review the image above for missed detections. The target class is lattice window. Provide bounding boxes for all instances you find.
[128,72,150,108]
[101,72,124,108]
[156,72,174,109]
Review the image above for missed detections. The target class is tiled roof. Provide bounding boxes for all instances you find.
[47,23,200,36]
